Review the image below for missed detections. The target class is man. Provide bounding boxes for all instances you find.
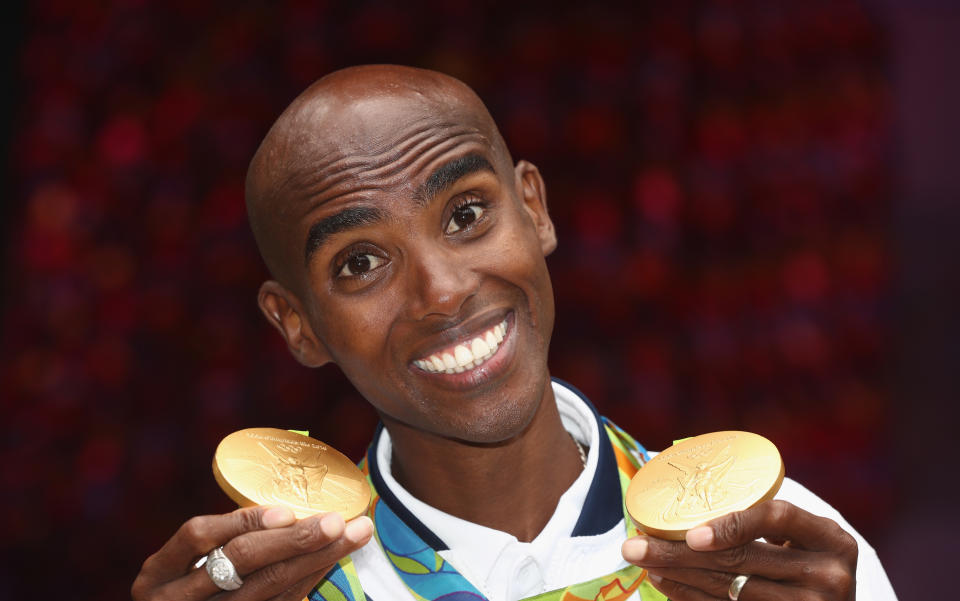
[132,65,896,601]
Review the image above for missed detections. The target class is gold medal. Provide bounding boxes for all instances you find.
[625,431,784,540]
[212,428,371,520]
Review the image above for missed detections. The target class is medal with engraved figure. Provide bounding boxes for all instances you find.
[626,431,785,540]
[213,428,370,520]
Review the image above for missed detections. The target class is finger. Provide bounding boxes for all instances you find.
[137,506,296,592]
[623,535,819,581]
[685,499,857,553]
[647,568,800,601]
[646,566,733,598]
[644,572,717,601]
[224,512,345,575]
[156,514,365,601]
[230,516,373,601]
[268,567,330,601]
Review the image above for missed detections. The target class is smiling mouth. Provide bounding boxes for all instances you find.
[413,318,508,374]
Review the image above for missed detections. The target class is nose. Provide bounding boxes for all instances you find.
[405,243,480,320]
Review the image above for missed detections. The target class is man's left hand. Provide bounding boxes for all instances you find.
[622,499,858,600]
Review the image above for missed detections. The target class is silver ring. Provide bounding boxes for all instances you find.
[205,546,243,591]
[728,574,750,600]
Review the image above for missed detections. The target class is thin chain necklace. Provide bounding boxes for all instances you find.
[570,433,587,467]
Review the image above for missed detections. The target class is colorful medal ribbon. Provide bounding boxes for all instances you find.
[310,418,667,601]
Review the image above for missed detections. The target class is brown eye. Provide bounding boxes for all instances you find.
[446,204,484,234]
[338,253,384,277]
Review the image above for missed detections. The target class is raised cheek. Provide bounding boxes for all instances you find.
[496,225,554,324]
[484,220,529,258]
[493,225,545,276]
[320,295,401,364]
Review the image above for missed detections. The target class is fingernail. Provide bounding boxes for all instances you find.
[621,537,648,561]
[262,506,295,528]
[686,526,714,549]
[646,572,662,585]
[319,512,345,539]
[345,516,373,544]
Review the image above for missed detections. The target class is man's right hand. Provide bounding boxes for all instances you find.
[131,506,374,601]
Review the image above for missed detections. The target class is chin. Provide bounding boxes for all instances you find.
[447,401,534,444]
[434,374,549,445]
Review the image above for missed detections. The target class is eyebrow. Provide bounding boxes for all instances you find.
[304,205,385,262]
[302,154,495,262]
[415,153,495,203]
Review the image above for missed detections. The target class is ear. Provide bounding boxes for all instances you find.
[257,280,332,367]
[514,160,557,256]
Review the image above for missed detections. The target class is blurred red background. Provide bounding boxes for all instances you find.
[1,1,957,599]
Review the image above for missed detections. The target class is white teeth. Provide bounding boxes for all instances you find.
[454,345,472,367]
[471,337,490,359]
[484,330,498,350]
[415,319,509,374]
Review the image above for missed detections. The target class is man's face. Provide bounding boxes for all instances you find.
[268,95,558,445]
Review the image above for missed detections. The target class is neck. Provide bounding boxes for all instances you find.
[382,381,585,542]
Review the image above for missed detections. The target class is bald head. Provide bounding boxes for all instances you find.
[245,65,513,291]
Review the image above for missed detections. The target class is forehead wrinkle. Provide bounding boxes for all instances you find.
[292,129,490,219]
[284,121,441,195]
[294,123,483,193]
